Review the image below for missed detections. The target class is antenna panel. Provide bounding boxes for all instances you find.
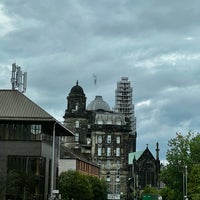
[16,67,22,87]
[23,72,27,92]
[10,63,27,93]
[12,63,16,72]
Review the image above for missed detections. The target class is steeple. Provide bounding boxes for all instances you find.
[156,142,160,161]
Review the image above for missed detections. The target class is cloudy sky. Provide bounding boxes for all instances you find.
[0,0,200,161]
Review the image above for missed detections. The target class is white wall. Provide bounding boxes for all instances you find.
[58,159,76,175]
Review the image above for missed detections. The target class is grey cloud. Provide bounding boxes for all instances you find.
[1,0,200,160]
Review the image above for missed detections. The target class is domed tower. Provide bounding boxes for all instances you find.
[64,81,87,118]
[87,96,130,196]
[63,81,90,155]
[87,96,111,112]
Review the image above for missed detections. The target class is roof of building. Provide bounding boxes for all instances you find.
[60,145,99,168]
[69,81,85,96]
[94,112,126,125]
[0,90,53,120]
[128,151,144,164]
[128,146,157,164]
[87,96,111,111]
[0,90,73,136]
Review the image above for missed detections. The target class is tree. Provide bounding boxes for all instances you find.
[58,170,108,200]
[58,170,93,200]
[0,169,34,200]
[87,175,108,200]
[159,187,176,200]
[161,132,200,200]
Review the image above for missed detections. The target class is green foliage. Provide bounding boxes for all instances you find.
[141,186,162,200]
[87,176,108,200]
[161,132,200,200]
[141,185,159,195]
[188,164,200,199]
[58,170,108,200]
[159,187,176,200]
[0,169,35,200]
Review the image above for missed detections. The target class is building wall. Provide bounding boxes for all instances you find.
[59,159,76,175]
[63,82,134,197]
[59,158,100,177]
[76,159,99,177]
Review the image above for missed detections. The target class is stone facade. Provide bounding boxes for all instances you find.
[62,82,131,196]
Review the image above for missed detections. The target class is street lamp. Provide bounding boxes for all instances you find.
[185,166,188,200]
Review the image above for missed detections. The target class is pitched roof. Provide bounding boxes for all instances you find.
[0,90,73,136]
[128,147,157,164]
[0,90,53,120]
[128,151,144,164]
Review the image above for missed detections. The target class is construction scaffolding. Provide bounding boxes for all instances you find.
[114,77,136,136]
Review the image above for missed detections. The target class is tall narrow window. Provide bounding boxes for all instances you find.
[106,160,111,169]
[107,147,111,156]
[107,135,111,143]
[116,136,120,144]
[98,147,102,156]
[75,132,79,142]
[75,121,79,128]
[116,147,120,156]
[98,135,102,144]
[116,160,120,169]
[116,171,120,182]
[106,172,110,182]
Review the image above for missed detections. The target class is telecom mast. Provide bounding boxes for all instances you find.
[11,63,27,93]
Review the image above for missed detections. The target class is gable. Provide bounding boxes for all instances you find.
[128,151,144,164]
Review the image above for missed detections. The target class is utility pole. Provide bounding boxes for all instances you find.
[185,166,188,200]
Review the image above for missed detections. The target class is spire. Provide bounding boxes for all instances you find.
[156,142,160,160]
[76,80,79,85]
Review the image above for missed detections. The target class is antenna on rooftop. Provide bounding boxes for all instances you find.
[11,63,27,93]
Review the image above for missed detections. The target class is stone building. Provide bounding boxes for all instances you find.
[63,81,131,197]
[128,144,160,198]
[62,80,161,199]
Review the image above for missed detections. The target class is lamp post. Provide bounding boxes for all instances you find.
[50,122,56,200]
[185,166,188,200]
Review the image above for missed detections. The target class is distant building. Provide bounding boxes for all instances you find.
[0,90,73,200]
[128,144,160,198]
[62,79,161,199]
[63,82,131,196]
[59,146,100,177]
